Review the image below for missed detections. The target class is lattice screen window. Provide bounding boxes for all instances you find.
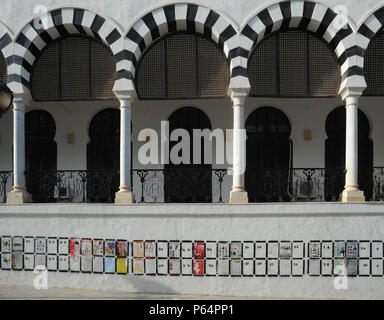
[249,30,340,97]
[31,36,116,101]
[0,52,7,83]
[136,32,230,100]
[364,29,384,96]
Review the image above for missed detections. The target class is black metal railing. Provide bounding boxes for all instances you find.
[373,167,384,201]
[132,167,374,203]
[132,168,229,203]
[0,167,383,203]
[25,170,119,203]
[0,171,12,203]
[246,167,379,202]
[245,168,346,202]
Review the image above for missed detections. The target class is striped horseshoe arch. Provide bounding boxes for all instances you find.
[124,3,244,93]
[241,1,365,94]
[8,8,127,95]
[0,27,12,72]
[358,8,384,58]
[358,7,384,45]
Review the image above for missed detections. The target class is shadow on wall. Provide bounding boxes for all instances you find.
[128,277,177,295]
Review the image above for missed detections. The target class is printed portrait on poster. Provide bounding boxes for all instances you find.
[116,240,129,257]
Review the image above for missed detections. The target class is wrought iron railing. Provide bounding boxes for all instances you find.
[25,170,119,203]
[0,171,12,203]
[132,168,229,203]
[245,167,380,202]
[373,167,384,201]
[245,168,346,202]
[132,167,368,203]
[0,167,382,203]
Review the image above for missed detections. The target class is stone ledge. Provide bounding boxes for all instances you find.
[0,202,384,218]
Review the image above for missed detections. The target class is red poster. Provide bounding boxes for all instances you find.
[70,239,79,258]
[193,260,205,276]
[193,242,205,258]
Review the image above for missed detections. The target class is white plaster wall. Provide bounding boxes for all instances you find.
[245,97,344,168]
[26,100,120,170]
[1,203,384,299]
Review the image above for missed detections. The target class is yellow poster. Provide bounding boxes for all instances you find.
[116,258,128,274]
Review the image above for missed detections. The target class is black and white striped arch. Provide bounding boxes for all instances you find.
[8,8,127,94]
[4,3,374,97]
[0,27,12,82]
[358,7,384,75]
[123,3,243,89]
[241,1,365,93]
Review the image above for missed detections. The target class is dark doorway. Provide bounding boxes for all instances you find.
[325,106,373,201]
[87,108,120,202]
[245,107,292,202]
[164,107,212,203]
[25,110,57,202]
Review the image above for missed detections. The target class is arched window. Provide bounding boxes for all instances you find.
[164,107,212,203]
[135,32,230,99]
[364,29,384,95]
[31,36,116,101]
[87,108,120,203]
[245,107,292,202]
[248,30,340,97]
[325,107,373,200]
[25,110,57,202]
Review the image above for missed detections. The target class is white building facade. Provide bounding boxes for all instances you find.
[1,0,384,299]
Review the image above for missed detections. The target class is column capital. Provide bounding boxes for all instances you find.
[114,90,136,108]
[339,87,363,102]
[114,88,136,101]
[229,87,250,107]
[338,74,366,101]
[344,95,360,108]
[13,93,31,108]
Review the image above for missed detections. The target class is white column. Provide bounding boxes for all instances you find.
[229,88,249,204]
[115,94,135,204]
[7,96,31,203]
[341,95,365,202]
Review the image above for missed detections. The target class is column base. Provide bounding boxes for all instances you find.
[341,189,365,203]
[114,190,136,204]
[6,190,32,204]
[229,189,248,204]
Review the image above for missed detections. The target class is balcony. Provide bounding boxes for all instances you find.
[1,168,384,204]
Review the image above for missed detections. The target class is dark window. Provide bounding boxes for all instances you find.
[245,107,292,202]
[31,36,116,101]
[364,29,384,96]
[248,30,340,97]
[25,110,57,203]
[136,32,230,100]
[0,52,7,83]
[87,108,120,203]
[325,106,373,200]
[164,107,212,203]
